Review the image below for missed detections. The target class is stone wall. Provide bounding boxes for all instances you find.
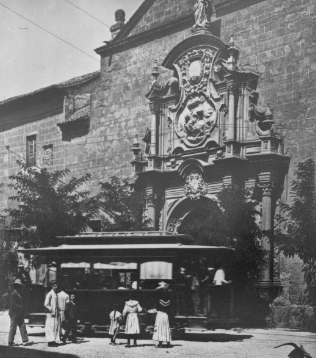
[0,0,315,323]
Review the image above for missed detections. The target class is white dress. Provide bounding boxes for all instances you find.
[152,299,171,343]
[122,300,142,334]
[57,290,69,331]
[44,289,61,342]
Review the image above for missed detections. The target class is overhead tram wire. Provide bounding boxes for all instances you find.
[63,0,110,28]
[0,2,99,63]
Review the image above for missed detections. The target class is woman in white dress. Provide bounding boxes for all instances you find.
[122,294,143,347]
[152,295,171,348]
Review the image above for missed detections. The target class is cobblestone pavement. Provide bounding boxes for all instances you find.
[0,312,315,358]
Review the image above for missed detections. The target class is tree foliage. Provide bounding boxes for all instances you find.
[179,186,266,285]
[275,158,316,305]
[96,177,152,231]
[5,161,100,247]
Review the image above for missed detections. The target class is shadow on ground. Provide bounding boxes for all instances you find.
[183,333,253,342]
[0,345,79,358]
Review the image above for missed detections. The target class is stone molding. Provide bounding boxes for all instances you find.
[95,15,221,57]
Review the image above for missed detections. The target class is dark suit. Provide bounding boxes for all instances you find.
[8,289,29,344]
[63,301,77,342]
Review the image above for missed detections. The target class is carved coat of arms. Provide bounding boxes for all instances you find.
[184,171,208,200]
[169,47,224,148]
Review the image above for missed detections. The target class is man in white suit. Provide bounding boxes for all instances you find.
[44,281,60,347]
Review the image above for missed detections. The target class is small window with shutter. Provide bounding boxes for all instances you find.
[26,135,36,166]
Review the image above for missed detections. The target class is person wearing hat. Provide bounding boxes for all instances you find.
[8,279,33,346]
[152,294,172,348]
[16,263,32,286]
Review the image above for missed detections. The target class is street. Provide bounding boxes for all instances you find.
[0,312,315,358]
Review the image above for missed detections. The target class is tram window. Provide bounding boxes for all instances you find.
[93,262,137,290]
[61,262,90,289]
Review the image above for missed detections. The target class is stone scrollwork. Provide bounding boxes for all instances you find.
[172,47,222,148]
[178,49,214,95]
[184,171,208,200]
[167,217,183,233]
[258,182,275,196]
[179,95,217,142]
[249,101,275,137]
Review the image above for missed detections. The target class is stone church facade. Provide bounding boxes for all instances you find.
[0,0,315,326]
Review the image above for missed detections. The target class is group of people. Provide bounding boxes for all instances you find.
[8,279,77,347]
[8,279,172,349]
[109,293,171,348]
[8,265,230,347]
[44,281,77,347]
[176,265,231,316]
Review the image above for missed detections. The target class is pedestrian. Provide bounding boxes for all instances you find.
[213,266,231,285]
[212,266,231,318]
[122,293,144,347]
[199,267,214,315]
[57,286,69,341]
[8,279,33,347]
[152,295,171,348]
[44,281,61,347]
[62,294,77,344]
[191,273,200,315]
[109,303,121,345]
[16,263,32,286]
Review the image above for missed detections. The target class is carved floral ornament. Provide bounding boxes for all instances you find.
[184,171,208,200]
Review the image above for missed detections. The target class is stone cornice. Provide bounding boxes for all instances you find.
[95,15,221,58]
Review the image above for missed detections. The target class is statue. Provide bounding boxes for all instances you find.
[115,9,125,23]
[192,0,216,32]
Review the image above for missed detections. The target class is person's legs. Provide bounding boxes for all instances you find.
[62,326,71,343]
[8,316,18,345]
[17,316,29,343]
[133,335,137,346]
[112,327,118,344]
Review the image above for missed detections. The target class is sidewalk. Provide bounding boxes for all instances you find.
[0,311,315,358]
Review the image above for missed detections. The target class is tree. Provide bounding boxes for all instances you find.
[179,186,266,285]
[96,177,152,231]
[275,158,316,306]
[5,161,100,247]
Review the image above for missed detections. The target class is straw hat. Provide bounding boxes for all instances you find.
[13,278,23,286]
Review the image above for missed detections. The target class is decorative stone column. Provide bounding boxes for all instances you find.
[259,182,275,282]
[226,84,235,141]
[149,102,160,156]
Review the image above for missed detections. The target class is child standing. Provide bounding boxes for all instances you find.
[122,294,143,347]
[109,304,121,345]
[152,295,171,348]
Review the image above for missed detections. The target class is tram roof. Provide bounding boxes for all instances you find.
[18,231,235,257]
[17,243,235,256]
[55,231,193,245]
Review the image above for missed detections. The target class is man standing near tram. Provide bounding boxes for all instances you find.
[44,281,61,347]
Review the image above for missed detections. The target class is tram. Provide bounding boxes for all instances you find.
[18,231,237,334]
